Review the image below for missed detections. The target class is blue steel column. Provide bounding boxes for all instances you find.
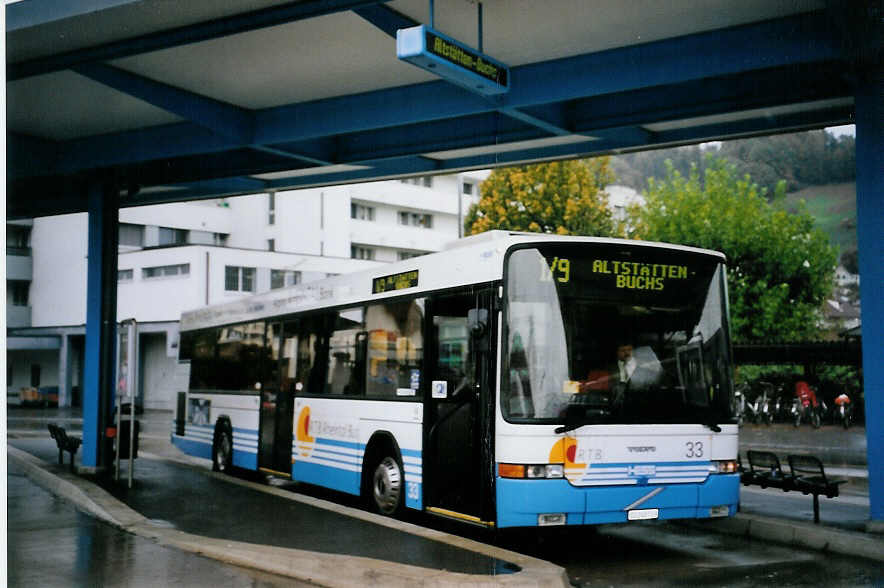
[81,183,119,470]
[855,65,884,523]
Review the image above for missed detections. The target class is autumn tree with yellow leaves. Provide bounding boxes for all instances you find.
[464,158,621,237]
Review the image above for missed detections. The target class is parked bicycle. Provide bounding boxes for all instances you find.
[835,393,852,429]
[793,379,821,428]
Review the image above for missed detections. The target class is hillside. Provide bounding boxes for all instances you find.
[608,129,857,263]
[780,182,857,256]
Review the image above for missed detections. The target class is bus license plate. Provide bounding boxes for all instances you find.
[627,508,659,521]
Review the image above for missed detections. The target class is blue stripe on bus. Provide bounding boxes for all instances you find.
[171,435,212,460]
[233,448,258,470]
[314,437,362,450]
[293,460,360,496]
[311,444,361,460]
[586,461,710,468]
[405,481,422,510]
[306,453,359,468]
[495,474,739,528]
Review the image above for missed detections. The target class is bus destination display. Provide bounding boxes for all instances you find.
[372,270,419,294]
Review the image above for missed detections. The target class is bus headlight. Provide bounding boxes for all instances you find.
[499,463,564,479]
[709,460,738,474]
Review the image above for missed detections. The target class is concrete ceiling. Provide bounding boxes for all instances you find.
[6,0,880,218]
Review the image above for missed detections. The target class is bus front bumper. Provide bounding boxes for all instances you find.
[495,474,739,528]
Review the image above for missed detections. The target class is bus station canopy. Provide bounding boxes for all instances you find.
[6,0,879,219]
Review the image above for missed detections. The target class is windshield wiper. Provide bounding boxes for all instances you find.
[554,420,594,435]
[704,421,722,433]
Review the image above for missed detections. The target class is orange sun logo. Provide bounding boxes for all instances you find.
[296,406,314,457]
[549,437,586,479]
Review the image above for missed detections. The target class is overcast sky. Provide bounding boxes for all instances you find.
[826,124,855,137]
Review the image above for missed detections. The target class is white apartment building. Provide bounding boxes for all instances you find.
[7,171,488,410]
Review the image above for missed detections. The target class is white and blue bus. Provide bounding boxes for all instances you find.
[173,231,739,528]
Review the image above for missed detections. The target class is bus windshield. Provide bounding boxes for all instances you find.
[502,243,734,426]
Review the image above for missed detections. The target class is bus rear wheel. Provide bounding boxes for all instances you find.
[371,456,403,516]
[212,424,233,473]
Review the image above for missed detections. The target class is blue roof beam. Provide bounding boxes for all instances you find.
[335,111,543,162]
[8,0,392,81]
[250,12,855,145]
[7,133,59,179]
[141,101,851,201]
[73,63,254,142]
[26,11,858,180]
[499,105,572,136]
[352,3,417,37]
[568,63,853,135]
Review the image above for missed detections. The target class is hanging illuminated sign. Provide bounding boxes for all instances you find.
[396,25,509,95]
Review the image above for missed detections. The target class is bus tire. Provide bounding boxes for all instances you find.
[212,421,233,473]
[370,455,404,516]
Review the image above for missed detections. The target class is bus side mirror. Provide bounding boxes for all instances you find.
[467,308,488,339]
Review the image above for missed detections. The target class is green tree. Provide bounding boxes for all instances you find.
[465,158,619,236]
[629,158,837,343]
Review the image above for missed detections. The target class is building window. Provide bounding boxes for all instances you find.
[398,211,433,228]
[31,364,41,387]
[351,246,375,260]
[119,223,144,247]
[397,251,424,261]
[8,281,29,306]
[158,227,188,246]
[268,239,275,252]
[351,203,375,221]
[225,266,256,292]
[6,225,31,256]
[268,193,276,225]
[462,182,474,195]
[143,263,190,279]
[118,269,134,282]
[270,269,301,289]
[400,176,433,188]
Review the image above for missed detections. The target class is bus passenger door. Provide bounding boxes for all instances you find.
[259,322,295,476]
[425,289,493,522]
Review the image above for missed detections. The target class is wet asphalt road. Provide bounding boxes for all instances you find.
[7,460,311,588]
[498,522,884,587]
[8,410,882,586]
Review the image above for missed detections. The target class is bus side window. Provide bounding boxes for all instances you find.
[327,307,364,395]
[364,298,425,398]
[280,321,298,394]
[186,328,219,391]
[297,314,330,395]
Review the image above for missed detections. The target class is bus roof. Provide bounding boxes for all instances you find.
[179,232,725,332]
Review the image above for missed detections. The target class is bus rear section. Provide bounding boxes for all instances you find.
[495,241,739,528]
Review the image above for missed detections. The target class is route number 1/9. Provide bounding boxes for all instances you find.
[540,256,570,283]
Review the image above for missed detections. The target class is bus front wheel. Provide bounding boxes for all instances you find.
[371,456,403,516]
[212,423,233,473]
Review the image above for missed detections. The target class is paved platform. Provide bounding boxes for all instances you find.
[8,439,568,587]
[7,459,313,587]
[7,409,883,586]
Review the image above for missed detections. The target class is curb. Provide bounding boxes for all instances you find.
[8,446,569,588]
[681,513,884,562]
